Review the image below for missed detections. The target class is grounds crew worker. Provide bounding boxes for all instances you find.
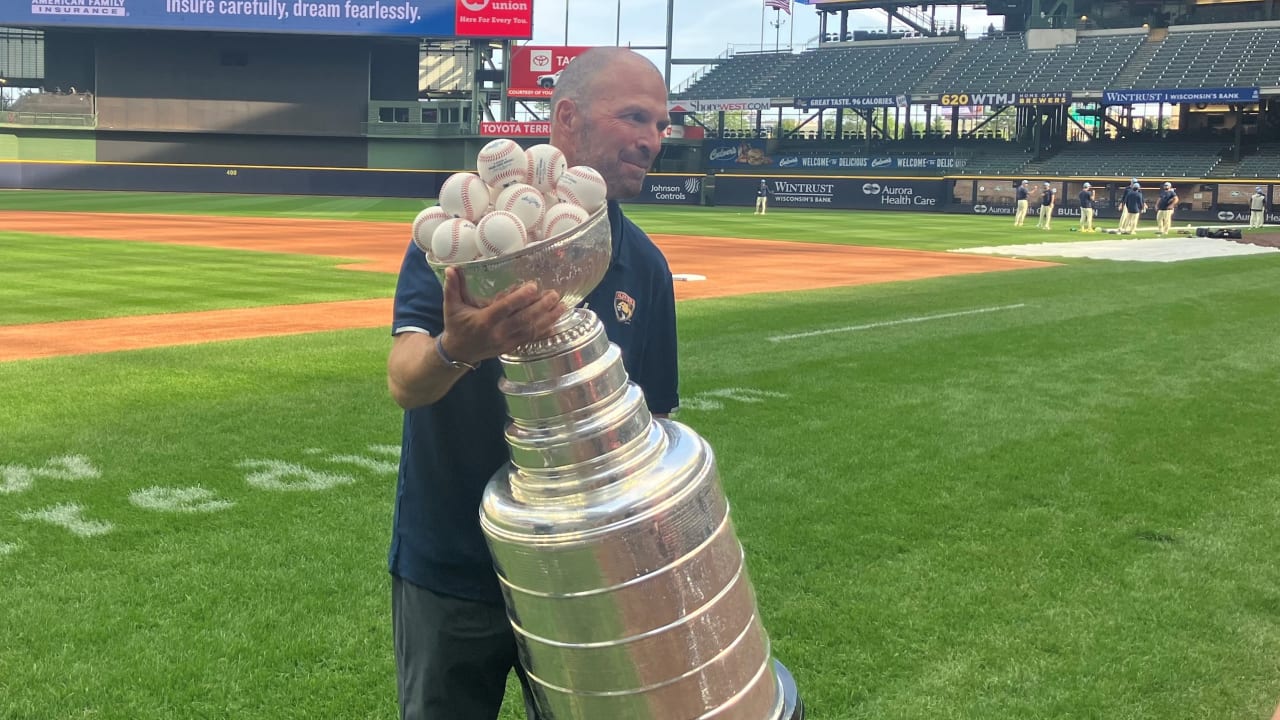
[1250,186,1268,228]
[1014,180,1030,227]
[1155,182,1178,236]
[1036,181,1056,230]
[1078,182,1095,232]
[755,179,770,215]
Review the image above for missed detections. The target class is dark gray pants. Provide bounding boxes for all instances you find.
[392,576,542,720]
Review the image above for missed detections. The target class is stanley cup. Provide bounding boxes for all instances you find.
[429,208,802,720]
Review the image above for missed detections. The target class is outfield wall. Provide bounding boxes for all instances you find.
[0,161,1274,223]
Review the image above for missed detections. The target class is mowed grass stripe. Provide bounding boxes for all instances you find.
[0,232,394,325]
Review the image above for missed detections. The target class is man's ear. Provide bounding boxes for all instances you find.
[552,98,578,134]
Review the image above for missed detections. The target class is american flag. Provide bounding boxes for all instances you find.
[764,0,791,14]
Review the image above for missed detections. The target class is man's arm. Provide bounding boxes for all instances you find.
[387,331,474,409]
[388,266,565,410]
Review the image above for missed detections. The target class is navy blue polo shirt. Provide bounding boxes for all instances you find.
[1157,189,1176,210]
[1124,188,1145,213]
[1079,190,1093,209]
[388,200,679,604]
[1016,186,1028,201]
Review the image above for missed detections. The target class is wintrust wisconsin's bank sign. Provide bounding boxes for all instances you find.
[715,176,946,210]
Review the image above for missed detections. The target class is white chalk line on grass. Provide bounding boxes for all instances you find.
[767,303,1028,342]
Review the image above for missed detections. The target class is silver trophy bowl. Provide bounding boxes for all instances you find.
[425,205,612,313]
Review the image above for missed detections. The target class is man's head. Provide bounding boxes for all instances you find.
[1258,186,1265,194]
[1043,181,1051,188]
[1163,182,1172,190]
[550,48,670,200]
[1083,182,1091,190]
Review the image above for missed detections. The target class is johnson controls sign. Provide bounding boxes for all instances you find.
[628,175,702,205]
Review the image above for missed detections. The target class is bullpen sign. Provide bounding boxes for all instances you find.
[508,45,591,98]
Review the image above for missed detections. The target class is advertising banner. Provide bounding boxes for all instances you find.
[709,143,965,171]
[775,155,966,170]
[939,92,1071,106]
[795,95,908,109]
[479,121,550,137]
[669,98,772,113]
[707,140,773,168]
[508,44,591,98]
[1102,87,1261,104]
[626,174,703,205]
[4,0,532,38]
[715,175,946,211]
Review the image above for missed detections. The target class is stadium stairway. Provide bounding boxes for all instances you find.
[1110,31,1161,89]
[914,43,966,93]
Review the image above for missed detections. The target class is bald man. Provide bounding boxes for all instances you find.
[386,48,680,720]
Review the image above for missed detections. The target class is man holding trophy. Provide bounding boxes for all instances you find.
[386,48,680,720]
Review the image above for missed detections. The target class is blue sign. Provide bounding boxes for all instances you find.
[1103,87,1261,104]
[747,153,966,170]
[795,95,909,109]
[3,0,483,38]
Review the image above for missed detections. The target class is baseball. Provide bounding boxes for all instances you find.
[438,172,490,223]
[525,143,566,193]
[475,211,528,258]
[411,205,452,253]
[555,166,607,213]
[477,138,528,189]
[541,202,591,240]
[494,183,547,235]
[429,217,480,264]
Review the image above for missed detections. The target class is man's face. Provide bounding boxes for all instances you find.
[560,60,670,199]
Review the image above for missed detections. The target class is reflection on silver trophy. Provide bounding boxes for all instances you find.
[428,209,803,719]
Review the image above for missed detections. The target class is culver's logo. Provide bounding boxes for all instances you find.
[708,147,737,162]
[871,158,893,168]
[778,156,799,168]
[862,183,882,195]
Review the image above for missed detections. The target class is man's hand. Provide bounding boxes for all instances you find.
[439,266,567,365]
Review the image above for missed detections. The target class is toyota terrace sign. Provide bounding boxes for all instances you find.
[479,121,549,137]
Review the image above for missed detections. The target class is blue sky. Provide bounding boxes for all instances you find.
[527,1,996,84]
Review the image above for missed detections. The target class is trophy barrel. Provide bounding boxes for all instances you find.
[482,308,803,719]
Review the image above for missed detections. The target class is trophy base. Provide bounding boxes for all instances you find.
[774,660,805,720]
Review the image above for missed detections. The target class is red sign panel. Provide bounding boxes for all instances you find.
[454,0,533,40]
[480,121,551,137]
[508,45,592,98]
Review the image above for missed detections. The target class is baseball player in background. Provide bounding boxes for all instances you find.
[755,179,769,215]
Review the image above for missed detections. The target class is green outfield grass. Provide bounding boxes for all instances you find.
[2,192,1280,719]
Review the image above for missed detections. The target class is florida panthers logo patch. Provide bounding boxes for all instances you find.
[614,291,636,324]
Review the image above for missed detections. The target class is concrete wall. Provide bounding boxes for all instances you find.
[92,32,372,137]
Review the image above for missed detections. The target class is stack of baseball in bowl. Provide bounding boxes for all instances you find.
[413,138,607,264]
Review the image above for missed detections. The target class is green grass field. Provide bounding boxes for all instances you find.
[3,191,1280,720]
